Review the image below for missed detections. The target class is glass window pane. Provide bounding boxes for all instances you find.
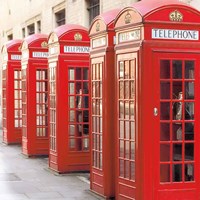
[69,83,75,94]
[83,68,88,80]
[173,60,182,79]
[120,121,124,138]
[160,123,170,141]
[185,82,194,99]
[173,144,182,161]
[119,62,124,79]
[185,102,194,120]
[160,60,170,79]
[185,61,194,79]
[69,110,75,122]
[119,81,124,99]
[185,143,194,161]
[131,142,135,160]
[130,161,135,180]
[119,159,124,177]
[160,82,170,99]
[69,125,75,136]
[160,164,170,182]
[160,102,170,120]
[185,123,194,141]
[185,163,194,181]
[160,144,170,161]
[130,60,135,79]
[92,65,95,79]
[173,164,182,182]
[120,140,124,157]
[173,82,182,99]
[172,124,182,141]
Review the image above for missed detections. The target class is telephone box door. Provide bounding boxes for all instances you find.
[153,52,200,200]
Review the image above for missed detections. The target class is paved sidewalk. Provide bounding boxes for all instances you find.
[0,132,102,200]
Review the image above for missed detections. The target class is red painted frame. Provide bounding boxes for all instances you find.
[48,24,90,173]
[1,39,22,144]
[89,9,120,198]
[21,34,49,156]
[114,0,200,199]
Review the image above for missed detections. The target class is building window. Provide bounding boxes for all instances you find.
[7,34,13,41]
[37,21,41,33]
[27,23,35,35]
[22,28,26,38]
[55,9,65,27]
[87,0,100,24]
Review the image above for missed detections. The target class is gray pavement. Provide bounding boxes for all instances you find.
[0,131,103,200]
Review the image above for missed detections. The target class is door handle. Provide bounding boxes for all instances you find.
[154,107,158,116]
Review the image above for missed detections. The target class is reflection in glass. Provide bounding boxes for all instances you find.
[99,64,102,79]
[119,101,124,119]
[120,140,124,157]
[125,81,129,99]
[125,160,129,178]
[130,60,135,79]
[125,101,129,119]
[185,123,194,141]
[69,139,75,148]
[119,61,124,79]
[69,110,75,122]
[185,61,194,79]
[185,102,194,120]
[130,161,135,180]
[130,122,135,140]
[185,82,194,99]
[69,83,75,94]
[160,144,170,161]
[173,82,182,99]
[130,101,134,120]
[130,81,135,99]
[131,142,135,160]
[69,125,75,136]
[173,60,182,79]
[119,82,124,99]
[185,163,194,181]
[172,123,182,141]
[125,61,129,78]
[160,60,170,79]
[120,159,124,177]
[120,121,124,138]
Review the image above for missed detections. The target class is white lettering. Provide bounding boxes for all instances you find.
[64,46,90,53]
[32,52,49,58]
[11,55,21,60]
[152,28,199,40]
[119,29,141,43]
[92,37,106,48]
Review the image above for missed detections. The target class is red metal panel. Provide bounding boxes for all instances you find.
[114,1,200,200]
[89,8,120,199]
[21,34,49,156]
[1,39,22,144]
[48,24,90,173]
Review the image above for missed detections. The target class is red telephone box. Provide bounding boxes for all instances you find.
[48,24,90,173]
[21,34,49,156]
[1,39,22,144]
[115,1,200,199]
[89,9,120,198]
